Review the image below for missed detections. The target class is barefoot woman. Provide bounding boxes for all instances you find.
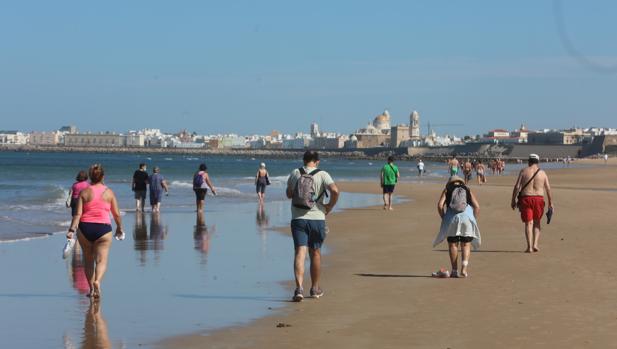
[67,164,124,298]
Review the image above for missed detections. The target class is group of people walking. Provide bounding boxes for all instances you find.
[64,151,553,302]
[131,163,169,212]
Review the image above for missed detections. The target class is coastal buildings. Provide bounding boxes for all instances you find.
[410,111,421,140]
[29,131,61,145]
[390,125,410,148]
[528,129,591,145]
[350,110,392,148]
[480,125,528,144]
[0,131,28,145]
[64,133,126,147]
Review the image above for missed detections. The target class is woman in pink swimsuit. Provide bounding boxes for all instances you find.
[67,164,124,299]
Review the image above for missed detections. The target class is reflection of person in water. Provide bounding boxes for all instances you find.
[256,204,269,231]
[149,212,168,252]
[70,244,90,295]
[80,301,110,349]
[194,211,215,263]
[133,212,148,265]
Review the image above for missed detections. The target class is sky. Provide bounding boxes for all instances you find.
[1,0,616,137]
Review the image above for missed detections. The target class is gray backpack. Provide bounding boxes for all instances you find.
[292,168,327,209]
[447,185,470,213]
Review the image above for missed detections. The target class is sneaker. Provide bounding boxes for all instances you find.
[292,288,304,302]
[310,288,324,299]
[431,268,450,278]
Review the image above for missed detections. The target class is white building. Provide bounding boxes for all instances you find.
[29,131,61,145]
[64,133,126,147]
[410,110,421,140]
[0,131,28,145]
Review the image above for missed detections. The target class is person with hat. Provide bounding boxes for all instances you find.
[255,162,270,204]
[433,175,481,278]
[511,154,554,253]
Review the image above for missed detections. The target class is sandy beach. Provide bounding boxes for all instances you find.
[161,160,617,348]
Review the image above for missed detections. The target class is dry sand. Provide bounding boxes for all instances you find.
[161,163,617,349]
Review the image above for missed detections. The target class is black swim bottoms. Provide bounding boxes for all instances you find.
[194,188,207,201]
[447,236,473,243]
[78,222,112,242]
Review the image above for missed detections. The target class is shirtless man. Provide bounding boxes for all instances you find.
[463,159,473,185]
[476,160,486,184]
[448,156,460,177]
[510,154,554,253]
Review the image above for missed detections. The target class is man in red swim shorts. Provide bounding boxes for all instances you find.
[511,154,554,253]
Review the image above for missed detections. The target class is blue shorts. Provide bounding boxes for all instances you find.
[291,219,326,249]
[150,190,162,205]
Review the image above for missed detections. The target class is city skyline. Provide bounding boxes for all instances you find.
[1,1,616,136]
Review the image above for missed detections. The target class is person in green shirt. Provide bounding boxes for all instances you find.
[380,156,400,210]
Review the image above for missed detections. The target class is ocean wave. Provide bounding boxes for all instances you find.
[0,231,64,244]
[169,180,194,189]
[168,181,253,198]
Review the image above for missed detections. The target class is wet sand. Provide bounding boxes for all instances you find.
[161,163,617,348]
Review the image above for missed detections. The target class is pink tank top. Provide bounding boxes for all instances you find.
[80,184,112,224]
[71,181,90,199]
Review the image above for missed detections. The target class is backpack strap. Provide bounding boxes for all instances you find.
[299,167,306,175]
[300,168,328,200]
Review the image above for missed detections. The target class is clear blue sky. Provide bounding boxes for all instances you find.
[1,0,616,136]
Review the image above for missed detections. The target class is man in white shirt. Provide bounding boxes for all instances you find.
[286,151,339,302]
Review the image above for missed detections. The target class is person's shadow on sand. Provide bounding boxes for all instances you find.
[355,273,432,278]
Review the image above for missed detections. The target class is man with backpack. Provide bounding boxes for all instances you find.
[193,163,217,212]
[380,156,400,211]
[511,154,554,253]
[286,150,339,302]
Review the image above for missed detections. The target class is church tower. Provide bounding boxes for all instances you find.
[410,110,420,140]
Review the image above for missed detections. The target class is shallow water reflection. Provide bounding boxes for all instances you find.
[256,204,269,232]
[194,211,216,265]
[133,212,168,266]
[80,301,111,349]
[70,245,90,295]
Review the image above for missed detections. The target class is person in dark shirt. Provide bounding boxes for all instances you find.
[132,163,149,212]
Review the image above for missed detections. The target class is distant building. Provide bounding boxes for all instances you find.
[125,134,145,147]
[310,122,320,138]
[480,127,528,144]
[283,137,311,149]
[59,125,78,134]
[349,109,392,148]
[312,135,347,149]
[528,129,591,145]
[64,133,125,147]
[29,131,61,145]
[410,111,421,140]
[220,135,247,149]
[390,125,410,148]
[0,131,28,145]
[510,124,529,143]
